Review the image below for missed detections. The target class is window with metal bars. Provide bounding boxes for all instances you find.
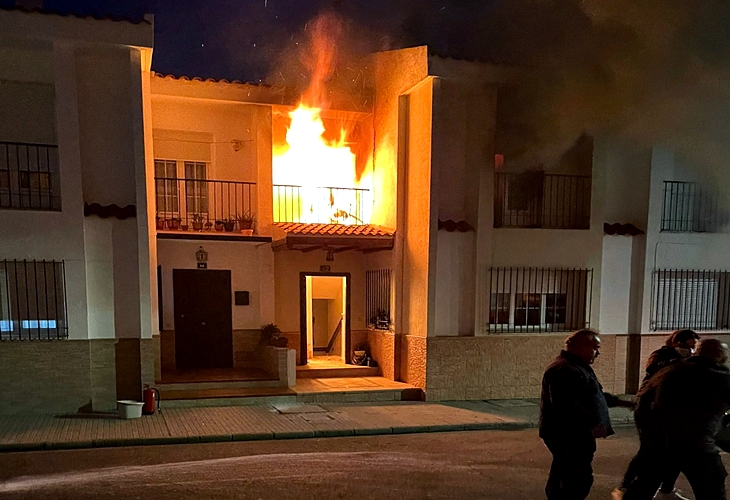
[0,260,68,340]
[660,181,727,233]
[484,267,593,333]
[651,269,730,331]
[366,269,391,330]
[0,141,61,211]
[494,172,591,229]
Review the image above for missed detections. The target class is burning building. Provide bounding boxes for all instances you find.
[2,6,730,414]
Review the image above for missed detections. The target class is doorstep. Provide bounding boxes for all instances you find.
[160,376,420,408]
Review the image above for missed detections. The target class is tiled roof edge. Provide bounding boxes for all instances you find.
[604,222,644,236]
[438,219,475,232]
[0,5,152,25]
[152,72,271,88]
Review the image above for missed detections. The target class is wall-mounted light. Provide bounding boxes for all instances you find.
[326,249,335,262]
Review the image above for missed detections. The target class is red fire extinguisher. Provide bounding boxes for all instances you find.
[143,385,161,415]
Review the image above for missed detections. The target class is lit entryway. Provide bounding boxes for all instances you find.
[299,273,350,367]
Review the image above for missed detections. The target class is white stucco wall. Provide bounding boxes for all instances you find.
[274,250,366,334]
[150,97,260,183]
[599,235,633,334]
[157,239,273,331]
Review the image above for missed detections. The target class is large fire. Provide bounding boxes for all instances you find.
[272,104,370,225]
[271,13,370,225]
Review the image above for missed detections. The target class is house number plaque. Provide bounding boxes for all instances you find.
[196,246,208,269]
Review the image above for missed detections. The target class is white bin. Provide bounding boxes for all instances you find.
[117,400,144,419]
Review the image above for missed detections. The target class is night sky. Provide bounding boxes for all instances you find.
[0,0,451,82]
[4,0,730,169]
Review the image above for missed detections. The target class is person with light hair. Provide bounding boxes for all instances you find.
[539,329,629,500]
[624,339,730,500]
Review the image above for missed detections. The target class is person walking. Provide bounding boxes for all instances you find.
[613,329,699,500]
[624,339,730,500]
[539,329,627,500]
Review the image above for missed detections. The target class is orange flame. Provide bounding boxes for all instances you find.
[272,14,370,225]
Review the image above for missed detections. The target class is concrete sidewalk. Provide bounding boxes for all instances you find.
[0,399,634,452]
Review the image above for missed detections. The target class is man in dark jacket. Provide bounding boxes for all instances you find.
[614,329,699,500]
[540,329,624,500]
[624,339,730,500]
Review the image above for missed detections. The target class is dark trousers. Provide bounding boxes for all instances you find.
[543,437,596,500]
[620,430,679,492]
[625,450,727,500]
[621,452,680,492]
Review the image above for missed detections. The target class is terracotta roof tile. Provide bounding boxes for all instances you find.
[153,72,269,88]
[438,219,475,232]
[0,5,151,25]
[275,223,393,237]
[604,223,645,236]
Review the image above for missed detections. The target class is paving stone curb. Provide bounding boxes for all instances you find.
[0,420,532,453]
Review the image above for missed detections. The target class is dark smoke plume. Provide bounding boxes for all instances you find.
[399,0,730,180]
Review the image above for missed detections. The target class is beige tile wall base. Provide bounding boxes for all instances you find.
[0,339,118,415]
[141,337,158,387]
[424,334,627,401]
[89,340,117,412]
[401,335,427,389]
[368,330,395,380]
[233,329,263,368]
[639,332,730,377]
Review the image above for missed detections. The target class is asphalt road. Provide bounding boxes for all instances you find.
[0,427,722,499]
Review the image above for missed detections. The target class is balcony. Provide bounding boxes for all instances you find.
[494,172,591,229]
[154,177,256,234]
[661,181,726,233]
[0,141,61,211]
[273,185,371,224]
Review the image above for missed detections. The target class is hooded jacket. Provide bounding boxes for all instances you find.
[539,350,617,440]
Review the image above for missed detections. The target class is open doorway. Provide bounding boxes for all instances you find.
[299,273,351,366]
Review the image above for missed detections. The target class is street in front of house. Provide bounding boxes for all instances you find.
[0,428,718,500]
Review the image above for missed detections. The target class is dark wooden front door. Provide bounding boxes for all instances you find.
[173,269,233,369]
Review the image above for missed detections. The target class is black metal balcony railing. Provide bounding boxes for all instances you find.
[651,269,730,331]
[661,181,725,233]
[273,185,370,224]
[494,172,591,229]
[154,177,256,232]
[1,259,68,340]
[0,141,61,211]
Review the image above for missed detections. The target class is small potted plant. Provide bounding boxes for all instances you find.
[222,218,236,232]
[155,217,165,230]
[261,323,288,348]
[204,221,213,231]
[236,211,255,236]
[192,213,204,231]
[168,218,181,230]
[180,222,189,231]
[214,220,225,232]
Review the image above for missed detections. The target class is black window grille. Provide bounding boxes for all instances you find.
[366,269,391,330]
[661,181,726,233]
[494,172,591,229]
[0,141,61,211]
[651,269,730,331]
[484,267,593,333]
[0,260,68,340]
